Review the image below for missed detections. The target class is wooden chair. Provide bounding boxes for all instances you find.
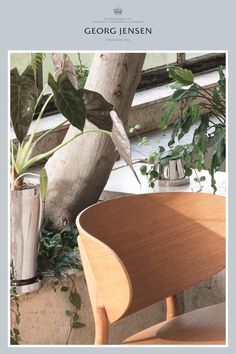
[76,192,226,345]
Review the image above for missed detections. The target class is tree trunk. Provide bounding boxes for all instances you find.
[45,53,146,227]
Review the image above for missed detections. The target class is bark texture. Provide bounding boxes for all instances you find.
[45,53,146,227]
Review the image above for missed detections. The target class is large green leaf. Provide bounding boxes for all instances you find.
[48,72,86,131]
[11,66,38,143]
[168,67,194,86]
[160,98,177,130]
[172,84,198,101]
[209,125,225,193]
[78,89,113,131]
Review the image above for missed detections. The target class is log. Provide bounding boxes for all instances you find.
[45,53,146,227]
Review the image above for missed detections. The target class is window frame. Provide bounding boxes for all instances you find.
[34,52,226,118]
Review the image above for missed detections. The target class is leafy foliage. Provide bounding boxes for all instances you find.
[48,72,86,131]
[10,53,137,190]
[75,63,89,89]
[38,218,82,275]
[10,66,38,143]
[159,66,226,192]
[79,89,113,131]
[31,53,46,70]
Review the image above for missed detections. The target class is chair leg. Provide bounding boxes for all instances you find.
[94,307,109,344]
[166,294,180,320]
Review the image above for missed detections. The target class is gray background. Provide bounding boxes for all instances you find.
[1,0,235,353]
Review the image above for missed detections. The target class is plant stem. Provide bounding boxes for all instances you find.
[23,128,112,171]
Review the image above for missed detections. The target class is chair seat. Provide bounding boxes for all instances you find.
[123,302,225,345]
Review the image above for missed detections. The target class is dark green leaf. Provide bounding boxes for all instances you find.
[11,66,38,143]
[168,117,182,146]
[69,292,81,309]
[72,322,86,328]
[189,104,201,123]
[184,167,192,176]
[149,169,159,179]
[140,165,147,175]
[78,89,113,131]
[48,72,86,131]
[212,125,225,164]
[168,67,194,86]
[172,84,198,101]
[158,146,165,153]
[160,99,177,130]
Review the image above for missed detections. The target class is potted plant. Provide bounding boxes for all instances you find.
[10,53,137,294]
[135,66,225,192]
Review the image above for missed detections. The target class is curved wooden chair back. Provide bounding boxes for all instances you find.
[76,193,225,328]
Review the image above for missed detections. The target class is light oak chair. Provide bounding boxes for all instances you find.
[76,192,225,345]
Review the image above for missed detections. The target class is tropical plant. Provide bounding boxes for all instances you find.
[159,66,226,192]
[134,66,225,191]
[10,53,138,193]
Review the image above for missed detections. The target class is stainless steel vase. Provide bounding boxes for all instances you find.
[157,159,190,186]
[10,186,43,293]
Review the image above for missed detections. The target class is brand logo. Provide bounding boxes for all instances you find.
[113,6,123,15]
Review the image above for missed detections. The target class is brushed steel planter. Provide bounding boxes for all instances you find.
[10,186,43,294]
[157,159,190,186]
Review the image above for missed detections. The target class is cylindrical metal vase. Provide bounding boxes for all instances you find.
[10,186,43,294]
[157,159,190,186]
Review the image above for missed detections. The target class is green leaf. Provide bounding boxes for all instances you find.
[78,89,113,131]
[189,104,201,123]
[11,66,38,143]
[48,72,86,131]
[149,169,159,179]
[168,67,194,86]
[172,84,198,101]
[168,117,182,146]
[134,124,141,130]
[72,322,86,329]
[160,99,177,130]
[69,292,81,309]
[212,125,225,163]
[184,167,192,176]
[39,168,48,202]
[169,81,184,90]
[140,165,147,175]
